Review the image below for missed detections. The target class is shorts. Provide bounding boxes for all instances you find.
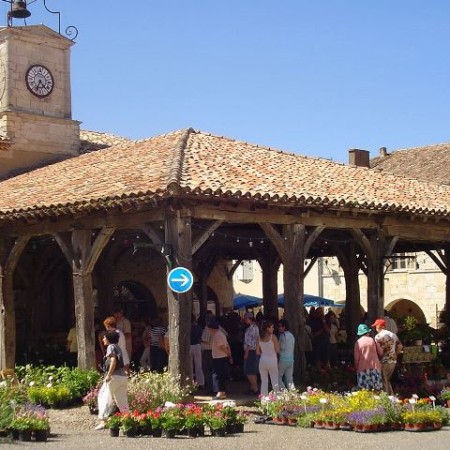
[243,349,259,376]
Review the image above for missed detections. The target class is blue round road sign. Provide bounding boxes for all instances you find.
[167,267,194,294]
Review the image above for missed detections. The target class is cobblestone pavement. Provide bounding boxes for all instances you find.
[1,405,450,450]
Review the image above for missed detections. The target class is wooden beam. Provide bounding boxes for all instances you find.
[192,220,223,255]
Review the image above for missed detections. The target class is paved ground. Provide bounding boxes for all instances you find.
[1,419,450,450]
[1,382,450,450]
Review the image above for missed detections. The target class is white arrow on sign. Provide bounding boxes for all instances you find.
[172,274,189,287]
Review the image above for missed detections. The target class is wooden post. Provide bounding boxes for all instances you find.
[55,227,114,369]
[259,223,324,384]
[336,242,362,344]
[165,209,193,385]
[0,236,29,370]
[259,251,280,321]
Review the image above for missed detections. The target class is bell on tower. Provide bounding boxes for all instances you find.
[2,0,31,26]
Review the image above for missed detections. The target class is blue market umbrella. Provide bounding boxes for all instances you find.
[277,293,343,308]
[233,294,262,309]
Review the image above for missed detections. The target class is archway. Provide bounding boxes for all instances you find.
[386,298,426,324]
[113,280,157,321]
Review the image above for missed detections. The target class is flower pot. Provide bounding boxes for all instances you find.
[226,424,236,434]
[165,429,176,439]
[235,423,244,433]
[18,430,33,441]
[187,427,198,438]
[88,405,98,415]
[212,427,226,437]
[288,418,297,426]
[152,427,162,437]
[196,425,205,436]
[314,420,324,429]
[433,422,442,430]
[109,427,119,437]
[404,423,425,431]
[140,426,152,435]
[9,430,19,440]
[125,429,137,437]
[34,429,49,441]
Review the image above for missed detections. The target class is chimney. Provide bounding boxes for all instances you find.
[379,147,388,157]
[348,149,370,167]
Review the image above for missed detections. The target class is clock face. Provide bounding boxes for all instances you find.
[26,65,54,97]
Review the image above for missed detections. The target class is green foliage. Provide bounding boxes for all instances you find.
[438,386,450,401]
[127,370,193,412]
[27,385,71,408]
[160,407,185,431]
[16,364,100,407]
[119,413,139,432]
[0,381,27,431]
[296,413,316,428]
[106,413,122,430]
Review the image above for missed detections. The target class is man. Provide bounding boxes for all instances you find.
[278,319,295,390]
[113,307,132,360]
[372,318,403,395]
[243,312,259,395]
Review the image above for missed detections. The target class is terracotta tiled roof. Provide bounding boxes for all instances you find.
[79,130,131,154]
[371,143,450,186]
[2,128,450,221]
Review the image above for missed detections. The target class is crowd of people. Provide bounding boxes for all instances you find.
[67,305,403,430]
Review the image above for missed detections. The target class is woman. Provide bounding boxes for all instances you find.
[209,319,232,400]
[95,330,129,430]
[257,320,280,397]
[353,323,383,391]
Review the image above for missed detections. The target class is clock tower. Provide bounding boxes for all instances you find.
[0,24,80,179]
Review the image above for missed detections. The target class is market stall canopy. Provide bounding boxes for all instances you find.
[233,293,344,309]
[277,293,344,308]
[233,294,262,309]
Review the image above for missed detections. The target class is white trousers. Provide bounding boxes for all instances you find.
[190,344,205,386]
[259,357,279,397]
[98,375,129,419]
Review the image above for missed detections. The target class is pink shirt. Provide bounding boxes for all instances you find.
[354,335,382,372]
[212,330,228,359]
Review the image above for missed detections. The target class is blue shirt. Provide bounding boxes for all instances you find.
[279,331,295,363]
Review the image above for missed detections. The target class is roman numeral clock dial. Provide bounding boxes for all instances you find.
[26,65,54,98]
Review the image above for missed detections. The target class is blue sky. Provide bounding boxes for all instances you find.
[3,1,450,162]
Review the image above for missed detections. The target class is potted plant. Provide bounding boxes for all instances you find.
[148,409,163,437]
[183,405,204,437]
[30,415,50,441]
[106,413,122,437]
[120,412,139,437]
[438,386,450,407]
[235,412,248,433]
[82,387,99,415]
[207,411,227,436]
[9,416,34,441]
[160,407,185,438]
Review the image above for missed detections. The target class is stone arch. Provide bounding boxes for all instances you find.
[386,298,427,324]
[113,280,157,321]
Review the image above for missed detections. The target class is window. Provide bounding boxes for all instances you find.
[387,253,417,271]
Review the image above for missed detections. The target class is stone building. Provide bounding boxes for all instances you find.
[3,23,450,384]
